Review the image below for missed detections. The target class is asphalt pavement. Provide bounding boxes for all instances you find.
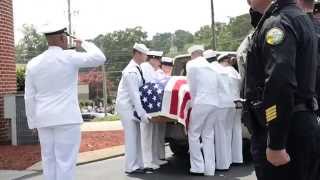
[17,150,256,180]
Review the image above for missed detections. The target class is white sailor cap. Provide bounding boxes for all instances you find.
[161,57,173,66]
[203,49,217,59]
[217,53,236,62]
[187,45,205,54]
[133,43,149,54]
[148,51,163,57]
[39,23,68,36]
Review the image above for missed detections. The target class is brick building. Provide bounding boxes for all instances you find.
[0,0,16,143]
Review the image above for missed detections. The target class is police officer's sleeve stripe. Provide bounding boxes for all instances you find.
[266,112,277,121]
[267,114,277,122]
[266,105,277,122]
[266,105,276,114]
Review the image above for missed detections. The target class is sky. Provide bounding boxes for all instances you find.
[13,0,249,43]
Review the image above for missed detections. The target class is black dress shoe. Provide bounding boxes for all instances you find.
[189,172,204,176]
[231,163,243,167]
[125,169,146,174]
[215,168,230,172]
[144,168,155,174]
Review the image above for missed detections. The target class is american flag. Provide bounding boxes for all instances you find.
[139,76,192,129]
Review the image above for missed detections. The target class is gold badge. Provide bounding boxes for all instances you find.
[265,28,284,46]
[266,105,277,122]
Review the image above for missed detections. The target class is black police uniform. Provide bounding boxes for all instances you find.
[244,0,320,179]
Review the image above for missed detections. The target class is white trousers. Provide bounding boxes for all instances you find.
[141,122,156,167]
[188,104,217,175]
[214,108,232,170]
[157,123,166,160]
[37,124,81,180]
[231,109,243,163]
[119,111,144,172]
[141,122,166,167]
[152,123,166,162]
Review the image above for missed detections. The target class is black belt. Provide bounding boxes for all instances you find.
[294,98,319,113]
[293,104,310,113]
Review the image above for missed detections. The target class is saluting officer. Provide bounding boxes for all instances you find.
[25,24,106,180]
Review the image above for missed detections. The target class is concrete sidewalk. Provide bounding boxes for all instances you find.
[0,170,37,180]
[27,145,125,171]
[81,121,122,132]
[0,145,125,180]
[0,121,125,179]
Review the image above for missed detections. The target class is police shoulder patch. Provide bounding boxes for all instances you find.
[265,27,285,46]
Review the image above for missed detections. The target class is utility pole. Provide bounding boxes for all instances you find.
[67,0,72,45]
[211,0,216,50]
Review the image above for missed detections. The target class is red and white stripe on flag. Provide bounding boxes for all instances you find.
[161,76,192,129]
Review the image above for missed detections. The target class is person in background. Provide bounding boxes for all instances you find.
[161,57,174,76]
[203,49,218,63]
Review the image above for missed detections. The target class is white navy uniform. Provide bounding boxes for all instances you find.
[116,59,151,173]
[140,62,160,169]
[154,68,167,163]
[225,66,243,164]
[25,41,106,180]
[187,56,220,176]
[210,61,233,170]
[212,58,243,170]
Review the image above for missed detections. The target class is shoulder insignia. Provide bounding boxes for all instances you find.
[265,28,284,46]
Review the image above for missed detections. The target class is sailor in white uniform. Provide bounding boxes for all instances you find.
[24,24,106,180]
[140,51,164,170]
[161,57,174,76]
[187,45,220,176]
[213,53,243,170]
[222,55,243,165]
[203,49,218,63]
[115,43,152,174]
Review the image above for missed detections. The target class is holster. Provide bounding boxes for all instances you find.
[242,100,266,134]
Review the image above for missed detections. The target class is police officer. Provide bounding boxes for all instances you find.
[245,0,319,179]
[25,24,106,180]
[115,43,152,174]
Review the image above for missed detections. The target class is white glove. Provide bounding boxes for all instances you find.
[141,114,151,124]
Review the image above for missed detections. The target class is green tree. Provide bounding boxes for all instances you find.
[93,26,149,100]
[214,14,251,51]
[173,30,194,52]
[15,24,47,63]
[194,25,213,49]
[150,32,173,54]
[16,67,26,92]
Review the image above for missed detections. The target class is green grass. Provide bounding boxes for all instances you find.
[92,115,120,122]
